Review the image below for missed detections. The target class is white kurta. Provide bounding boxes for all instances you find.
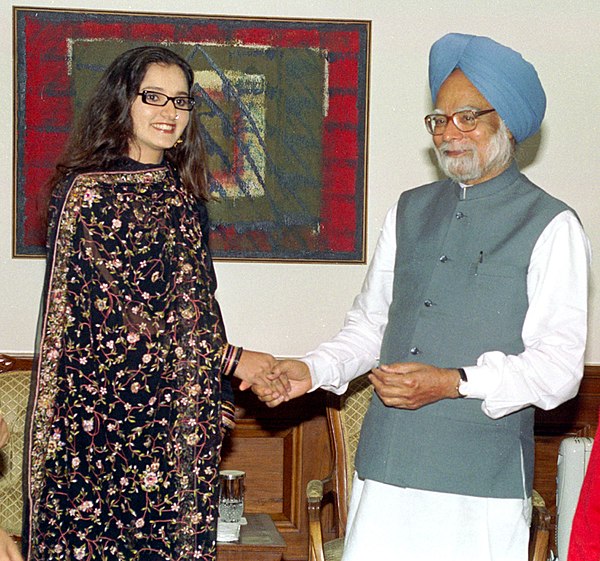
[301,201,591,560]
[345,474,531,561]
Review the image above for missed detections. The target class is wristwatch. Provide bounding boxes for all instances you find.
[456,367,468,398]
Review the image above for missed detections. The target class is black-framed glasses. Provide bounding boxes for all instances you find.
[137,90,195,111]
[424,108,496,135]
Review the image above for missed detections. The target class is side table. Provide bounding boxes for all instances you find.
[217,513,286,561]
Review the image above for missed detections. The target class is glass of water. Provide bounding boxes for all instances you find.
[219,470,245,523]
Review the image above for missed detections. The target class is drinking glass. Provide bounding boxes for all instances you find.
[219,470,245,523]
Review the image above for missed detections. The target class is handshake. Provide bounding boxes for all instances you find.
[231,350,313,408]
[232,350,464,412]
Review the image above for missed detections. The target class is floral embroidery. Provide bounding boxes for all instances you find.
[26,163,233,561]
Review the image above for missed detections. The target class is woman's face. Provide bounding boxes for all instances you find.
[128,63,191,164]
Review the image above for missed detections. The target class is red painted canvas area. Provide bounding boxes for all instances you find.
[14,9,369,261]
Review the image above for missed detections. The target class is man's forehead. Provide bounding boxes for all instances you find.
[435,70,492,111]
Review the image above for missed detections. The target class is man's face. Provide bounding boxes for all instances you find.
[432,69,513,185]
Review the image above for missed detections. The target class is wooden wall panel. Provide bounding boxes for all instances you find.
[221,385,332,560]
[222,431,286,512]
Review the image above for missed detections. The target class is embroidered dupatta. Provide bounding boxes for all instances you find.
[24,160,233,561]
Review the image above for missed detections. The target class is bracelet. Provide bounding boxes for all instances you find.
[228,346,244,378]
[222,345,244,377]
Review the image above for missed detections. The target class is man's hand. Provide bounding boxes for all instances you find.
[234,350,290,400]
[252,359,312,408]
[0,528,22,561]
[369,362,460,409]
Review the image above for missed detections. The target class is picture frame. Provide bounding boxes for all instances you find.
[13,7,370,261]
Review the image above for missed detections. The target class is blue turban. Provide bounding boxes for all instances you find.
[428,33,546,143]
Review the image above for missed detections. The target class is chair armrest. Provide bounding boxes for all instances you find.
[307,477,335,503]
[532,490,551,530]
[307,479,324,503]
[307,477,334,561]
[532,503,552,533]
[529,490,551,561]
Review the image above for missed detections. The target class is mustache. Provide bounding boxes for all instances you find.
[436,141,476,154]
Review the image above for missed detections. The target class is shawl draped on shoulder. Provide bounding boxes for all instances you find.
[24,160,233,561]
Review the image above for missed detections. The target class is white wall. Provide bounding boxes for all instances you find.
[1,0,599,363]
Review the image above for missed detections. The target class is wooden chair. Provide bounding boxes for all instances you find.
[306,374,552,561]
[0,354,33,542]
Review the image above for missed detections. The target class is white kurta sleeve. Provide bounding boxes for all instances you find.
[460,210,591,419]
[301,204,397,394]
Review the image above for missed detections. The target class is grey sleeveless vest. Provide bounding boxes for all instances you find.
[355,163,570,499]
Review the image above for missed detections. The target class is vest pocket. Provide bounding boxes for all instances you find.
[472,263,528,331]
[473,262,525,279]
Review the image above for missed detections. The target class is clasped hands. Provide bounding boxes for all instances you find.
[241,354,462,410]
[232,351,304,403]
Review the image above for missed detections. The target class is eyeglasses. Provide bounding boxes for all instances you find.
[424,109,496,135]
[137,90,195,111]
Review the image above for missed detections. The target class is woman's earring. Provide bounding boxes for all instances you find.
[174,138,183,146]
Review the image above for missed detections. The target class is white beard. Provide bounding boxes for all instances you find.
[434,120,514,183]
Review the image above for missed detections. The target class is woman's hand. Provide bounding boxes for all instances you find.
[252,360,313,408]
[234,350,290,400]
[0,528,22,561]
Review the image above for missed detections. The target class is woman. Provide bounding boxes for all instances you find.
[24,46,284,561]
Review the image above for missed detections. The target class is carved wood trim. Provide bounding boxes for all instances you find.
[0,355,15,373]
[0,354,33,373]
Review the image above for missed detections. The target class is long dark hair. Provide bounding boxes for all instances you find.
[49,45,209,200]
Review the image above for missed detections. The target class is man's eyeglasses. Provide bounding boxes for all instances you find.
[137,90,195,111]
[424,109,496,135]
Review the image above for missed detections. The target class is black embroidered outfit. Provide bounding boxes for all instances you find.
[24,159,236,561]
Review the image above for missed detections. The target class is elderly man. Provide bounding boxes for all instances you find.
[257,33,590,560]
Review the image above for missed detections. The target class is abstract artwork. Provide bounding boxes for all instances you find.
[13,8,370,261]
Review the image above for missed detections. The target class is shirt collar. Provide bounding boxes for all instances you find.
[454,162,520,200]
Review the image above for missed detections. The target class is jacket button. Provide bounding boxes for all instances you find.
[424,299,433,307]
[410,347,421,355]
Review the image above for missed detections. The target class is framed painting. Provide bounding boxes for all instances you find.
[13,7,370,261]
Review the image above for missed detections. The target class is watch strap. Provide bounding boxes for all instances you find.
[455,368,468,397]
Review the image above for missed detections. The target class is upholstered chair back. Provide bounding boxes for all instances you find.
[0,364,31,537]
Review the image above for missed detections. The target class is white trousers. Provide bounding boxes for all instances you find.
[343,474,531,561]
